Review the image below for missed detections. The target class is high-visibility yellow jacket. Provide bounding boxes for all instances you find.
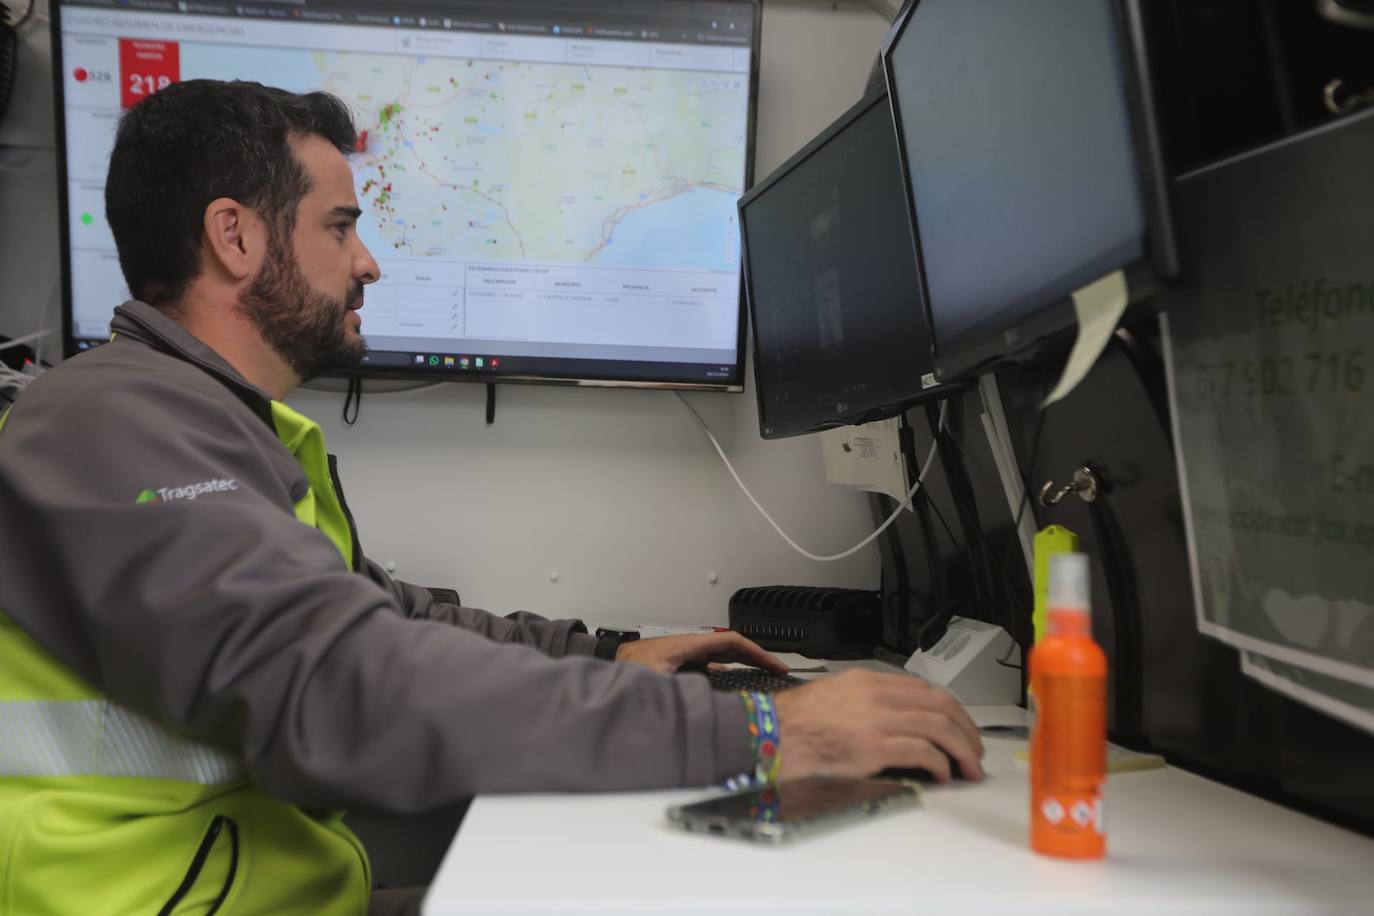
[0,301,751,914]
[0,397,372,914]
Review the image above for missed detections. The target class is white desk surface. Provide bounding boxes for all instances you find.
[424,705,1374,914]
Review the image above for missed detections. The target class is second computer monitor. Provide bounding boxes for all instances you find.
[882,0,1177,383]
[739,88,945,440]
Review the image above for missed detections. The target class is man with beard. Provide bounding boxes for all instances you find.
[0,80,983,916]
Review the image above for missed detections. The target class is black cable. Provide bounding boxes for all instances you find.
[1084,472,1147,744]
[1110,326,1173,444]
[929,403,1002,626]
[948,469,1015,646]
[919,481,965,559]
[915,479,992,650]
[913,490,943,604]
[888,396,1041,658]
[871,491,911,654]
[905,489,945,650]
[15,0,35,28]
[912,409,978,560]
[341,376,362,426]
[1010,405,1049,537]
[898,446,960,659]
[0,4,18,127]
[892,415,952,654]
[935,407,1034,651]
[897,403,989,652]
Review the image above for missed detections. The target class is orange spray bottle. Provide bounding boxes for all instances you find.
[1029,552,1107,858]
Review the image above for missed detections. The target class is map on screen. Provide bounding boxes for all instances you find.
[57,0,757,386]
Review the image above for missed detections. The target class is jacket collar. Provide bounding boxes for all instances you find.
[110,300,277,421]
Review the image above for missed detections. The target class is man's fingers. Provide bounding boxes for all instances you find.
[730,633,788,673]
[709,632,788,673]
[879,737,955,783]
[876,708,985,780]
[658,632,787,674]
[773,672,988,784]
[873,680,983,756]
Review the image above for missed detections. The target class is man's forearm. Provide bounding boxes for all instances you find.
[363,558,596,657]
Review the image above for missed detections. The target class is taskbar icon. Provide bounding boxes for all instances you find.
[411,353,505,371]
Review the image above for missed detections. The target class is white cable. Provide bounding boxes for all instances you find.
[0,366,37,399]
[31,279,59,368]
[0,329,52,353]
[0,319,54,401]
[856,0,902,23]
[676,392,947,562]
[10,1,45,29]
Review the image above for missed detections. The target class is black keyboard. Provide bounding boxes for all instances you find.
[704,668,805,692]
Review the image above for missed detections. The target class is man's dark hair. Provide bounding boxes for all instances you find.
[105,80,357,307]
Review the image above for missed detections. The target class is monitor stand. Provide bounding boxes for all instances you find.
[977,374,1037,581]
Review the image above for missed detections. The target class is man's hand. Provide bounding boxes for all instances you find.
[773,669,985,783]
[615,631,788,675]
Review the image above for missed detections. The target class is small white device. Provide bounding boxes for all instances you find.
[904,617,1021,706]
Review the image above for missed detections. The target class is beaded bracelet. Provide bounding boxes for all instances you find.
[723,690,781,791]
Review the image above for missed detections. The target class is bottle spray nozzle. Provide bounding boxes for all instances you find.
[1047,552,1090,614]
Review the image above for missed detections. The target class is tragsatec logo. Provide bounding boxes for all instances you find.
[135,478,239,504]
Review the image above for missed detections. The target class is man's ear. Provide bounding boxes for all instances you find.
[201,197,263,283]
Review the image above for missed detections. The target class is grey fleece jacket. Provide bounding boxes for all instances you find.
[0,301,751,812]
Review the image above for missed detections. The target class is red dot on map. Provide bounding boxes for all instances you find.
[74,68,89,82]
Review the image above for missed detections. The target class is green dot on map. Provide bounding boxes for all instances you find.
[80,212,94,226]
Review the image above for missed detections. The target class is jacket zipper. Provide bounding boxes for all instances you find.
[157,814,240,916]
[327,453,364,573]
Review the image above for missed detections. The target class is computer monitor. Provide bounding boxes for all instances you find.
[738,88,949,440]
[881,0,1178,383]
[53,0,760,391]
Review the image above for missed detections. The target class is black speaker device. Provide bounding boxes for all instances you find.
[727,586,883,659]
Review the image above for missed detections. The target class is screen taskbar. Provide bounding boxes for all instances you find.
[359,349,741,386]
[71,337,742,387]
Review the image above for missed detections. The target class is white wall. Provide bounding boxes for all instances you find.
[0,0,895,625]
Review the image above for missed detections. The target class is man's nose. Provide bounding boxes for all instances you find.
[356,242,381,284]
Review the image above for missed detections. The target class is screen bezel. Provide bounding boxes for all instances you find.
[51,0,761,393]
[738,87,954,440]
[879,0,1179,385]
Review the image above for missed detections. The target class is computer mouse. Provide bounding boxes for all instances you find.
[877,753,964,783]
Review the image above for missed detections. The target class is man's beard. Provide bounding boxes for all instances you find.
[236,242,366,383]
